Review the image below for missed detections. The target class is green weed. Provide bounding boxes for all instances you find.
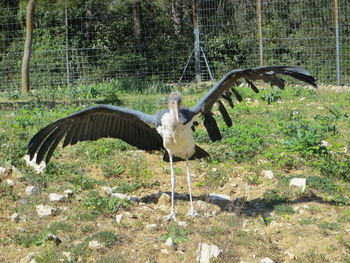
[83,190,130,215]
[161,223,189,244]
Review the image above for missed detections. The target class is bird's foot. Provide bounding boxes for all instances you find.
[187,209,199,218]
[165,212,177,221]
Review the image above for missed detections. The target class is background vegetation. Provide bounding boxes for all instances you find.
[1,0,350,94]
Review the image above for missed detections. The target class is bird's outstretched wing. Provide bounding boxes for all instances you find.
[28,105,163,164]
[191,66,317,141]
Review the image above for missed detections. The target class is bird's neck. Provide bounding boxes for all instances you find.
[169,109,180,131]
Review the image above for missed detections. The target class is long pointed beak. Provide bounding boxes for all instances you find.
[174,102,180,123]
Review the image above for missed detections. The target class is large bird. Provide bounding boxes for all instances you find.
[28,66,317,221]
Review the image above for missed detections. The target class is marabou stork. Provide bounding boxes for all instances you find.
[28,66,317,221]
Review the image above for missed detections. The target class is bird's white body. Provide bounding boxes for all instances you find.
[157,111,195,160]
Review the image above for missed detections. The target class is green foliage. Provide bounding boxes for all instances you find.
[280,120,326,156]
[306,176,339,194]
[263,189,289,207]
[161,223,189,244]
[83,190,129,215]
[273,204,295,215]
[85,231,118,248]
[260,89,281,104]
[222,122,268,162]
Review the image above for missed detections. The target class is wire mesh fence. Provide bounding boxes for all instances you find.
[0,0,349,93]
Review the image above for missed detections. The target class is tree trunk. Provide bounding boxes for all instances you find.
[171,0,183,36]
[21,0,36,93]
[133,0,142,48]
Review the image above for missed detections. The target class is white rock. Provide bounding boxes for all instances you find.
[20,252,40,263]
[260,257,274,263]
[161,248,169,254]
[6,179,15,186]
[62,252,74,261]
[49,193,66,202]
[0,166,7,175]
[263,170,274,179]
[178,221,188,227]
[165,237,175,248]
[64,189,73,198]
[26,186,39,196]
[111,192,129,200]
[88,240,104,250]
[289,178,306,192]
[243,183,250,190]
[209,193,231,201]
[196,243,222,263]
[146,224,158,230]
[10,213,21,223]
[158,192,171,204]
[36,204,58,217]
[23,154,46,173]
[196,200,208,210]
[101,186,113,195]
[320,140,329,147]
[115,214,124,224]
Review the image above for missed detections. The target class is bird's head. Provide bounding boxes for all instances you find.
[168,91,182,124]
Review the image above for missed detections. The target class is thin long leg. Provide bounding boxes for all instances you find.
[186,157,198,218]
[165,151,176,221]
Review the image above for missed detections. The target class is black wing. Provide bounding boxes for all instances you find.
[28,105,163,164]
[191,66,317,141]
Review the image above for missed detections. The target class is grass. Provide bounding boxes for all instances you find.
[1,82,350,262]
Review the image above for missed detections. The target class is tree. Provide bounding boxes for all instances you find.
[21,0,36,93]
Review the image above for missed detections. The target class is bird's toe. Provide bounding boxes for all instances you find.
[164,212,177,221]
[187,209,199,218]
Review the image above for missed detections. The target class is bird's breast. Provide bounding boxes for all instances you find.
[157,112,195,159]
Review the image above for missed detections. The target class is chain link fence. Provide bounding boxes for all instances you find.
[0,0,349,93]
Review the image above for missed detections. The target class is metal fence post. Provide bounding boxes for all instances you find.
[65,6,70,86]
[193,0,201,82]
[257,0,264,67]
[333,0,341,85]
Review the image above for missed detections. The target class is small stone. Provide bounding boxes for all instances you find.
[209,193,231,201]
[158,192,171,205]
[160,248,169,254]
[111,192,129,200]
[196,200,208,211]
[64,189,73,198]
[0,166,7,175]
[46,233,62,245]
[26,186,39,196]
[11,213,21,223]
[243,183,250,190]
[36,204,58,217]
[115,214,124,224]
[211,168,217,172]
[62,252,74,261]
[321,140,329,147]
[303,204,310,210]
[20,252,40,263]
[6,179,15,186]
[290,178,306,192]
[260,257,274,263]
[101,186,113,195]
[49,193,66,202]
[178,221,188,227]
[146,224,158,230]
[88,240,104,250]
[165,237,175,248]
[196,243,222,263]
[263,170,274,179]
